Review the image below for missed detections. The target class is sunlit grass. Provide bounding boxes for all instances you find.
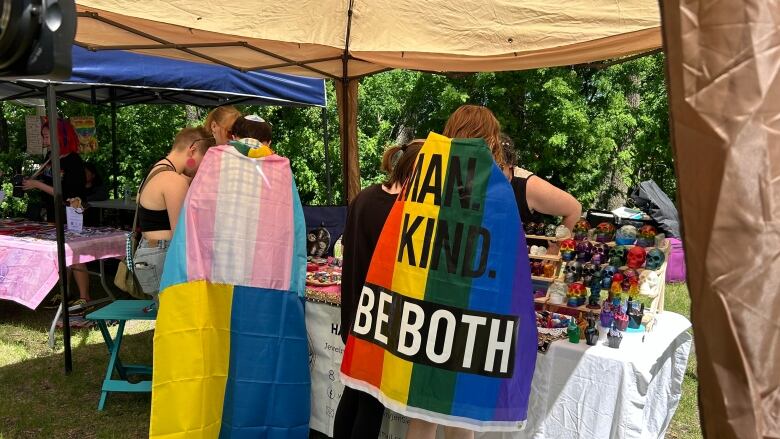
[663,282,701,439]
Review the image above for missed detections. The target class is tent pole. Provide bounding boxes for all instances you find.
[338,0,360,203]
[337,79,360,204]
[322,106,332,205]
[110,90,119,199]
[46,84,72,373]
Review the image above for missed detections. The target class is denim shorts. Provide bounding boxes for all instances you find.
[133,238,170,299]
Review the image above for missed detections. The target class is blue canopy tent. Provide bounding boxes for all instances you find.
[0,46,326,106]
[0,47,328,372]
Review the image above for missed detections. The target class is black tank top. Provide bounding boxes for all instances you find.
[138,164,175,232]
[511,168,543,226]
[511,168,548,248]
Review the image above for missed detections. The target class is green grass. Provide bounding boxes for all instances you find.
[662,282,702,439]
[0,303,153,439]
[0,285,702,438]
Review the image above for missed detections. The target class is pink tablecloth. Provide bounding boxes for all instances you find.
[0,220,125,309]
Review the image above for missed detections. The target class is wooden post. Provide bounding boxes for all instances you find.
[336,79,360,203]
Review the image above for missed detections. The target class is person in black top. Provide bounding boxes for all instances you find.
[500,134,581,253]
[22,118,92,308]
[83,162,109,204]
[82,161,109,227]
[333,139,423,439]
[133,127,215,298]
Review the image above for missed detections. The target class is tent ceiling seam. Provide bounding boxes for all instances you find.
[77,10,342,80]
[77,11,244,71]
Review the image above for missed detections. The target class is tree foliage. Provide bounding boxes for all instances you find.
[0,53,672,215]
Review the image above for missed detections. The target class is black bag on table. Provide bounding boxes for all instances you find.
[629,180,680,237]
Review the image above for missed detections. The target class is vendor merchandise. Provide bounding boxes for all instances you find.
[535,216,670,349]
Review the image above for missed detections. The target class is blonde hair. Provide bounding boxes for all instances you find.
[443,105,505,167]
[204,105,241,136]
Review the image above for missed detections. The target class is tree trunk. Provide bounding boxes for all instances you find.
[394,124,415,146]
[185,106,202,125]
[597,75,641,210]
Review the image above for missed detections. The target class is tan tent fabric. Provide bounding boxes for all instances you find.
[662,1,780,438]
[73,1,661,199]
[75,1,660,77]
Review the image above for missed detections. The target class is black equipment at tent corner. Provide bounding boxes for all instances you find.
[0,0,76,80]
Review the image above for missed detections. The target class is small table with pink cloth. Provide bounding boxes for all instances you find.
[0,219,126,345]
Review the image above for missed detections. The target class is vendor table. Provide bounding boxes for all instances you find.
[89,199,137,211]
[88,199,137,227]
[0,219,126,346]
[86,299,156,410]
[305,285,692,439]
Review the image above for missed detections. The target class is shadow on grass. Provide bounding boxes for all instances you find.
[0,321,153,438]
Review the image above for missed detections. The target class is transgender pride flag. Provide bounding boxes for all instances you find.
[149,145,309,438]
[341,133,537,431]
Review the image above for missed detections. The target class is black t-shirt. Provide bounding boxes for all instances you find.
[40,154,87,223]
[340,184,397,344]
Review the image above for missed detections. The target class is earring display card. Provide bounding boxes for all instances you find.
[66,207,84,233]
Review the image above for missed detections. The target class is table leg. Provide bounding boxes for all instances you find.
[96,320,128,381]
[47,259,117,350]
[48,303,63,349]
[98,259,116,301]
[98,320,125,411]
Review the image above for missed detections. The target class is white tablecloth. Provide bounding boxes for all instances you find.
[500,311,692,439]
[307,301,692,439]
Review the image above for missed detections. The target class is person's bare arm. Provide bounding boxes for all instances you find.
[22,179,54,196]
[526,176,582,231]
[161,174,190,233]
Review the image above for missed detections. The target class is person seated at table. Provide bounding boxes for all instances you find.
[82,161,109,226]
[83,162,109,204]
[334,139,423,439]
[204,105,241,145]
[228,115,274,157]
[22,117,94,311]
[133,127,215,297]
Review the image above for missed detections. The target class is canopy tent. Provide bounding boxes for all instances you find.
[31,2,780,437]
[72,0,662,200]
[0,46,326,106]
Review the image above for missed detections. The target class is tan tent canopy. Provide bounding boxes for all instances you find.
[75,1,660,78]
[75,0,661,199]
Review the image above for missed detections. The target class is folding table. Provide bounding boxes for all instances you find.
[86,299,156,410]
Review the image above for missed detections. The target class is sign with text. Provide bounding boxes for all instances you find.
[66,207,83,233]
[25,116,45,156]
[305,301,345,437]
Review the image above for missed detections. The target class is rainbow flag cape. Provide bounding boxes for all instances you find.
[340,133,537,431]
[150,145,309,438]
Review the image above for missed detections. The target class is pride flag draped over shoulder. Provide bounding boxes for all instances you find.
[340,133,537,431]
[149,145,309,438]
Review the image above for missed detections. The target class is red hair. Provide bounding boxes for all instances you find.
[41,117,80,156]
[443,105,505,167]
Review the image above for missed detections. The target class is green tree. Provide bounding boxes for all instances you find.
[0,53,672,212]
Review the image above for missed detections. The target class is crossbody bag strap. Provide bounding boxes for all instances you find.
[126,163,176,269]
